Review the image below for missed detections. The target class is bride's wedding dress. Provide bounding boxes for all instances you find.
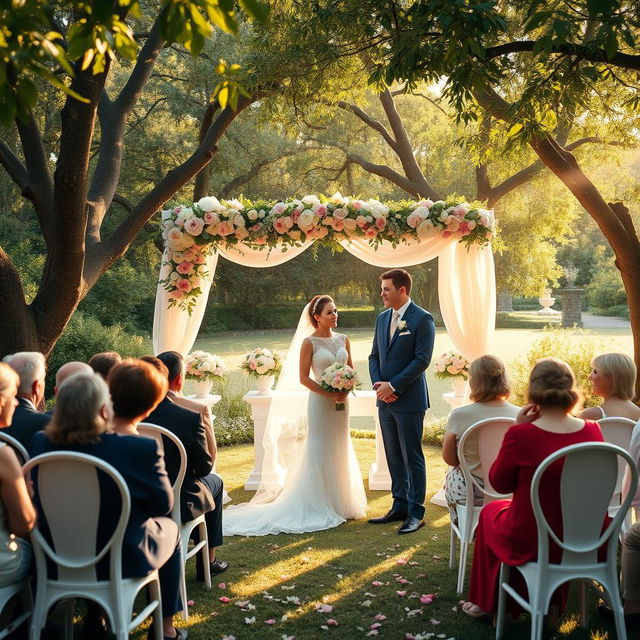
[223,333,367,536]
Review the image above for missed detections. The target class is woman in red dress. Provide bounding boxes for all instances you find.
[462,357,604,618]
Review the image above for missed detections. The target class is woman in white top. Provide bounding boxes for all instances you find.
[0,363,36,586]
[579,353,640,422]
[441,355,519,523]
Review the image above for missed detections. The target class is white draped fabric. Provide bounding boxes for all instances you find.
[153,235,496,361]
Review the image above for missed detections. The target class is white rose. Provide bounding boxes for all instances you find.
[197,196,220,212]
[417,219,435,238]
[177,207,195,221]
[200,361,212,372]
[232,213,246,227]
[301,194,321,207]
[297,210,315,229]
[255,362,268,375]
[225,198,243,210]
[248,209,258,221]
[161,209,173,220]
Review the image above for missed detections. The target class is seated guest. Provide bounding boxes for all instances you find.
[5,352,49,452]
[0,363,36,586]
[146,353,227,578]
[442,355,519,522]
[54,361,93,394]
[32,372,186,640]
[580,353,640,422]
[462,357,604,619]
[88,351,122,381]
[599,423,640,630]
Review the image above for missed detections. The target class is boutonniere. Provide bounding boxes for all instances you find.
[398,320,407,331]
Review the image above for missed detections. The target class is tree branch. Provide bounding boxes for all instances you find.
[336,100,398,151]
[0,141,28,193]
[15,114,54,239]
[346,153,425,197]
[86,18,166,244]
[489,160,545,207]
[92,94,257,283]
[484,40,640,71]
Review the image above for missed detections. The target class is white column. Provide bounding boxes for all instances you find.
[242,391,282,490]
[350,390,391,491]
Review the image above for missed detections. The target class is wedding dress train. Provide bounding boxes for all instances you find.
[223,333,367,536]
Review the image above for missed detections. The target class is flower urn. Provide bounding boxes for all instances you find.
[256,375,275,395]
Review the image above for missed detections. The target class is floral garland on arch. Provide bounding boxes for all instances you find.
[159,193,496,312]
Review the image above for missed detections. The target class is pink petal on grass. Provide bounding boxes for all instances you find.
[370,623,382,630]
[366,631,379,637]
[371,581,384,587]
[420,594,436,604]
[219,597,231,603]
[374,614,387,621]
[186,600,195,606]
[396,591,407,597]
[326,619,339,626]
[218,582,226,589]
[396,558,407,565]
[265,619,277,624]
[316,604,333,613]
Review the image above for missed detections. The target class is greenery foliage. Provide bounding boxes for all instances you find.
[46,312,148,396]
[510,328,605,408]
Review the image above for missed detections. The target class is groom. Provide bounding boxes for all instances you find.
[368,269,435,534]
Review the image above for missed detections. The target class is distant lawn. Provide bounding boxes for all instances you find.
[193,326,634,422]
[134,440,617,640]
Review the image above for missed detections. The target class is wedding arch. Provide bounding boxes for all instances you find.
[152,193,496,359]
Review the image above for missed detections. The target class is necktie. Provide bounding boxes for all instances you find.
[389,311,399,339]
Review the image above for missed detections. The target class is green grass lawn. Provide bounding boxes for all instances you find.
[193,326,634,423]
[144,440,617,640]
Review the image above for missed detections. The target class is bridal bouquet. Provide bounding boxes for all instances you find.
[185,350,226,380]
[241,347,282,378]
[434,351,470,380]
[320,362,361,411]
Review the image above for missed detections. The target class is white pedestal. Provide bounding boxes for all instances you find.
[186,393,221,408]
[443,391,469,411]
[242,389,391,491]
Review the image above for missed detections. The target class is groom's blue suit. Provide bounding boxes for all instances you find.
[369,301,435,520]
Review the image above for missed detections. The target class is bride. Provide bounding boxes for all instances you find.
[223,294,367,536]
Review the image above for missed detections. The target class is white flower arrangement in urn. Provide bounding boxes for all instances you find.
[185,350,226,397]
[241,348,283,394]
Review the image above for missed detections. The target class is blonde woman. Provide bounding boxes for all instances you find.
[580,353,640,422]
[442,355,519,523]
[0,363,35,586]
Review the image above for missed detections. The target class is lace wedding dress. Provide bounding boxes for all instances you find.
[223,333,367,536]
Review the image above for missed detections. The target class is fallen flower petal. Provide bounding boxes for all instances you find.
[219,597,231,603]
[218,582,226,590]
[326,619,339,626]
[244,616,256,624]
[186,600,195,606]
[396,591,407,597]
[360,600,372,607]
[374,614,387,621]
[316,604,333,613]
[265,619,277,624]
[371,581,384,587]
[370,622,382,630]
[366,631,379,637]
[396,558,407,565]
[420,594,436,604]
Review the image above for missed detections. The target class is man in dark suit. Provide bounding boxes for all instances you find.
[368,269,435,535]
[5,352,50,453]
[147,352,227,578]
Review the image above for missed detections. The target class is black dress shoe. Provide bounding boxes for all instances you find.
[598,603,640,630]
[398,517,425,535]
[197,559,229,581]
[368,509,408,524]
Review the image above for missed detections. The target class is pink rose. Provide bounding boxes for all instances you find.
[443,230,452,238]
[204,211,219,225]
[406,212,421,229]
[353,201,362,210]
[175,218,185,228]
[331,218,344,231]
[249,361,257,370]
[273,202,286,214]
[218,221,234,236]
[364,227,377,238]
[274,217,289,234]
[333,207,347,220]
[291,209,302,223]
[458,221,470,235]
[176,261,194,275]
[185,217,205,236]
[177,279,192,292]
[288,230,302,240]
[173,206,182,214]
[170,290,185,300]
[194,254,206,264]
[316,205,328,217]
[356,215,367,228]
[375,217,386,230]
[205,223,219,235]
[253,236,267,245]
[322,216,334,227]
[313,226,328,239]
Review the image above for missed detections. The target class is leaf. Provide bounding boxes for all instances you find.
[238,0,269,22]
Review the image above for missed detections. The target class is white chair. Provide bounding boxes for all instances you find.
[0,580,32,639]
[598,417,635,519]
[138,422,211,620]
[495,442,638,640]
[0,432,29,465]
[25,452,163,640]
[449,417,515,594]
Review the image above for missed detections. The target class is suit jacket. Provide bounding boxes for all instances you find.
[369,301,435,412]
[31,431,173,579]
[146,396,215,522]
[167,390,213,437]
[6,397,50,454]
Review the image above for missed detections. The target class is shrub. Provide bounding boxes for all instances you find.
[46,312,149,398]
[215,416,254,446]
[423,416,448,446]
[591,305,629,321]
[495,312,559,329]
[509,327,605,408]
